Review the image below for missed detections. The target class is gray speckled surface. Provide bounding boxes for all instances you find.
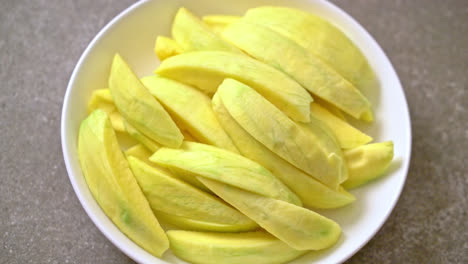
[1,0,467,263]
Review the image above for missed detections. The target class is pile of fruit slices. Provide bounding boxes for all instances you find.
[78,6,395,264]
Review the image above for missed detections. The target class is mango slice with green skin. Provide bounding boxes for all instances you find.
[218,78,345,189]
[150,141,302,206]
[123,120,160,153]
[167,230,307,264]
[212,93,355,208]
[202,15,241,34]
[154,36,182,61]
[87,89,125,132]
[127,156,257,232]
[109,53,183,148]
[222,20,372,121]
[141,75,238,153]
[199,177,341,251]
[343,141,394,189]
[156,51,312,122]
[171,8,241,54]
[243,6,375,94]
[78,110,168,257]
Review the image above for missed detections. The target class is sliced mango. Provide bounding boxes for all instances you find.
[123,120,160,153]
[218,78,345,189]
[167,230,306,264]
[199,177,341,250]
[78,109,168,257]
[128,156,257,232]
[314,96,346,121]
[108,53,183,148]
[343,141,394,189]
[243,6,375,93]
[150,141,301,206]
[87,89,125,132]
[154,36,182,61]
[171,7,241,54]
[156,51,312,122]
[141,75,238,153]
[202,15,241,34]
[222,20,372,121]
[212,93,355,208]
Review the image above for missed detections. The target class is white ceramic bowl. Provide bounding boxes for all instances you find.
[61,0,412,263]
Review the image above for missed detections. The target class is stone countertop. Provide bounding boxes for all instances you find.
[1,0,466,263]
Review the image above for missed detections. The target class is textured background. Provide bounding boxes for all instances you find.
[1,0,467,263]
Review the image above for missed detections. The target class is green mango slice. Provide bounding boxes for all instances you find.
[127,156,257,232]
[155,51,312,122]
[343,141,394,189]
[109,53,183,148]
[154,36,182,61]
[243,6,375,95]
[217,78,345,189]
[202,15,241,34]
[167,230,307,264]
[87,89,125,132]
[150,141,301,206]
[222,20,372,121]
[171,7,241,54]
[78,109,168,257]
[141,75,238,153]
[199,177,341,250]
[212,93,355,208]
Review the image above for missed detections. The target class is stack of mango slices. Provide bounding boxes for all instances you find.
[78,6,394,264]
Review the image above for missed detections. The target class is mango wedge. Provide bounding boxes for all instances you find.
[202,15,241,34]
[123,120,160,153]
[199,178,341,250]
[222,20,372,121]
[167,230,306,264]
[109,54,183,148]
[314,96,346,121]
[154,36,182,61]
[156,51,313,122]
[141,75,238,153]
[218,79,345,189]
[87,89,125,132]
[78,110,168,257]
[171,7,241,54]
[128,157,257,232]
[343,141,394,189]
[212,93,355,208]
[243,6,375,93]
[150,141,301,206]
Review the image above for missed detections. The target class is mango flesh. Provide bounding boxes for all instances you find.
[171,7,241,54]
[212,93,355,209]
[127,156,257,232]
[154,36,182,61]
[343,141,394,189]
[217,78,345,189]
[202,15,241,34]
[222,20,372,121]
[141,75,238,153]
[155,51,312,122]
[167,230,306,264]
[199,177,341,250]
[123,120,160,153]
[87,89,125,132]
[314,96,346,121]
[150,141,301,206]
[243,6,375,93]
[109,53,183,148]
[78,109,168,257]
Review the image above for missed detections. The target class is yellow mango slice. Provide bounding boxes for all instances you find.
[167,230,306,264]
[128,157,257,232]
[78,110,168,257]
[199,177,341,250]
[171,7,241,54]
[212,93,355,208]
[156,51,312,122]
[150,141,302,206]
[202,15,241,33]
[109,53,183,148]
[222,20,372,121]
[154,36,182,61]
[343,141,394,189]
[243,6,375,93]
[314,96,346,121]
[87,89,125,132]
[218,78,345,189]
[123,120,160,153]
[141,75,238,153]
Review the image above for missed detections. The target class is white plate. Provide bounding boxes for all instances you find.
[61,0,412,263]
